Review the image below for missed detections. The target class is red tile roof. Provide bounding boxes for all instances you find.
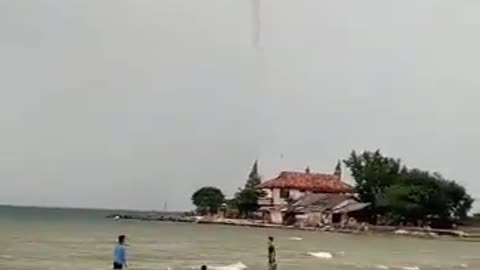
[257,171,353,193]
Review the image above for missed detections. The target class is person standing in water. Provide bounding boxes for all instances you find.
[113,235,127,269]
[268,236,277,270]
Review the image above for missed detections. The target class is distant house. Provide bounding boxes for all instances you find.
[288,193,370,227]
[256,168,357,224]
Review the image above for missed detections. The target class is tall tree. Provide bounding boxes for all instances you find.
[343,150,402,219]
[245,160,261,189]
[430,173,473,220]
[191,187,225,215]
[235,160,263,217]
[345,149,474,226]
[377,169,473,224]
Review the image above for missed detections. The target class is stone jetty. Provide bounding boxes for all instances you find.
[105,214,478,240]
[106,213,196,223]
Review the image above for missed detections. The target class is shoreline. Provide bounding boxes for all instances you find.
[105,214,480,240]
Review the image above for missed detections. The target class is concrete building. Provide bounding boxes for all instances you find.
[257,168,354,224]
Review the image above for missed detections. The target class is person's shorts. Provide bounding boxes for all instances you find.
[113,262,123,269]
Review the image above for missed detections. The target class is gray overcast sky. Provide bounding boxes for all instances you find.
[1,0,480,211]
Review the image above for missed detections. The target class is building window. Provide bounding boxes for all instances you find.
[280,189,290,199]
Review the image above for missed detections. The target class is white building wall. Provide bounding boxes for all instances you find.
[272,188,282,205]
[289,189,305,200]
[270,209,283,224]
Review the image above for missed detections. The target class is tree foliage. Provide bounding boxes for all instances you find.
[344,150,402,210]
[344,150,473,225]
[191,186,225,215]
[246,160,261,189]
[235,160,263,217]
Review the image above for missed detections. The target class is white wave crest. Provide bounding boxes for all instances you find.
[0,254,13,259]
[400,266,420,270]
[210,262,248,270]
[308,251,333,259]
[375,264,389,270]
[288,237,303,241]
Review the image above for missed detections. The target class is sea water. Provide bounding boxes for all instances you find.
[1,206,479,270]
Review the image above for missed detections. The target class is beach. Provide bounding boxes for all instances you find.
[1,206,479,270]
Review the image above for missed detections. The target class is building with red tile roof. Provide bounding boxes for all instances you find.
[258,171,353,194]
[257,168,355,224]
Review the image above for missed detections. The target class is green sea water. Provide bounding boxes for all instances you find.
[0,206,479,270]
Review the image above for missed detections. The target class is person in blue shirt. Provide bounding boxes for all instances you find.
[113,235,127,269]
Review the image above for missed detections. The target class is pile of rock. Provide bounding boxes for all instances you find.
[105,213,195,223]
[393,228,469,238]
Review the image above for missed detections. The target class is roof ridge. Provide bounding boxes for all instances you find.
[280,170,335,175]
[257,170,353,193]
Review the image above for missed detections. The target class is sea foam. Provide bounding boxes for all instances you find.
[400,266,420,270]
[308,251,333,259]
[210,262,248,270]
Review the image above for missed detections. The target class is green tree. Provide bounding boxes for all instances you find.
[446,183,474,219]
[246,160,261,189]
[191,187,225,215]
[345,150,474,225]
[377,170,439,224]
[343,150,402,212]
[344,150,474,226]
[423,172,474,220]
[235,160,263,217]
[378,169,473,224]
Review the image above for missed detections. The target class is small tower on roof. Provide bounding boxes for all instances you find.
[334,160,342,178]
